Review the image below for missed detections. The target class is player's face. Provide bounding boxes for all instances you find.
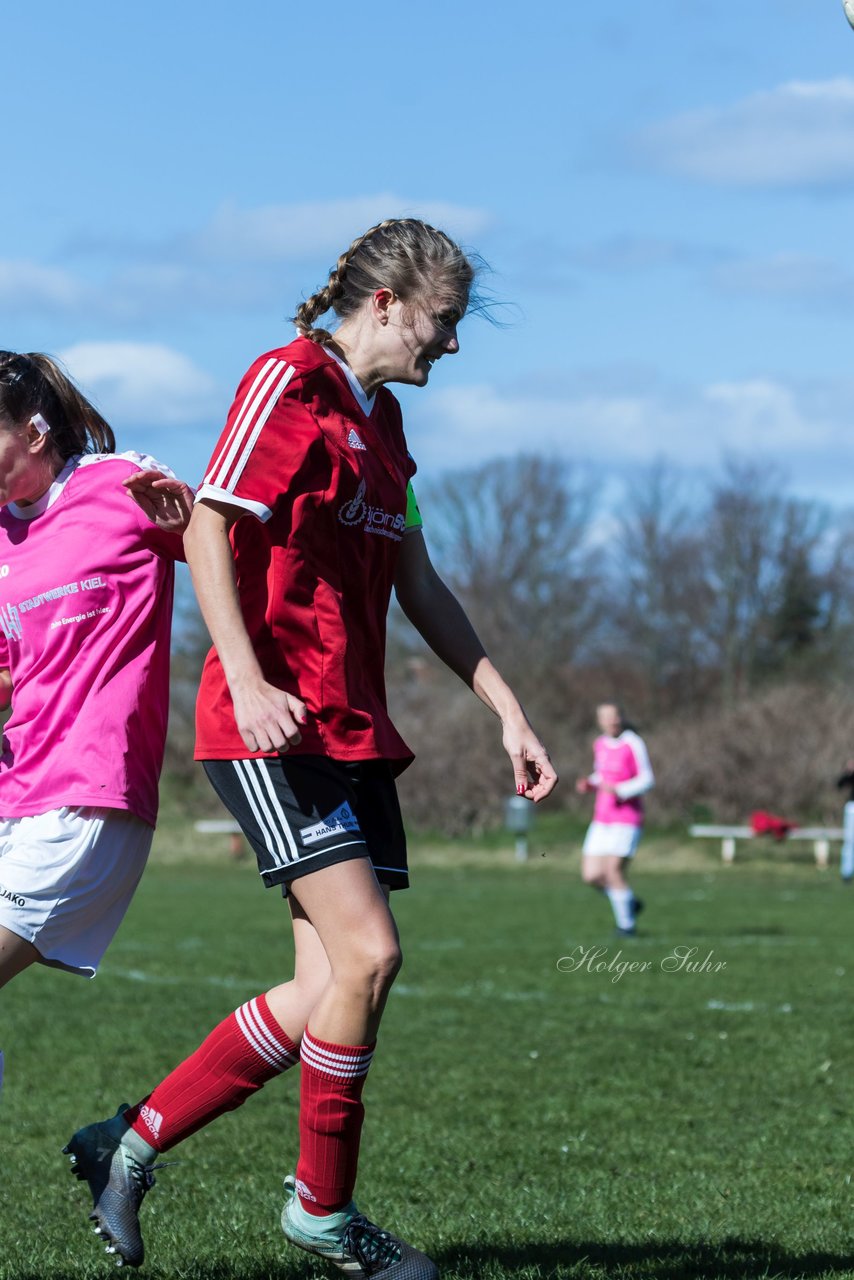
[0,419,55,506]
[596,704,623,737]
[387,297,463,387]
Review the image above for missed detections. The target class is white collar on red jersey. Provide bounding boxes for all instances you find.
[324,347,377,418]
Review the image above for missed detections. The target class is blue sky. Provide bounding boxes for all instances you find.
[5,0,854,505]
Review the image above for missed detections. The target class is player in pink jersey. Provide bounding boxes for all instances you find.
[0,351,192,1086]
[576,702,654,935]
[66,220,558,1277]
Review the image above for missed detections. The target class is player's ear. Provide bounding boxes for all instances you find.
[26,416,52,455]
[371,288,395,326]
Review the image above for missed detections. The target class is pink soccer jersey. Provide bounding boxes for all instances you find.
[590,731,654,827]
[0,453,183,827]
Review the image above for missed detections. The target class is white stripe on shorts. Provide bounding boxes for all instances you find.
[232,760,293,866]
[251,760,300,863]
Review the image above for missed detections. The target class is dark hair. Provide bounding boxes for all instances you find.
[293,218,481,345]
[0,351,115,460]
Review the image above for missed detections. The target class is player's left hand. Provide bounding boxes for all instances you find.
[123,470,195,533]
[502,717,558,803]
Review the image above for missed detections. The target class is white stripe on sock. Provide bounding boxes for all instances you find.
[301,1031,374,1079]
[240,997,298,1068]
[235,1001,288,1070]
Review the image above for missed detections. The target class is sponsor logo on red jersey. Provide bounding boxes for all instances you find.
[338,478,406,541]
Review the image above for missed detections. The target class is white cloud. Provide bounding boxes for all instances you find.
[191,195,492,263]
[712,252,854,308]
[0,256,288,323]
[701,379,826,450]
[58,342,220,426]
[405,372,847,476]
[571,235,723,272]
[634,78,854,187]
[0,259,89,313]
[2,196,493,325]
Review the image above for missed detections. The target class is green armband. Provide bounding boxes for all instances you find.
[404,480,423,531]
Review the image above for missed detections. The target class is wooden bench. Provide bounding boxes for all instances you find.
[689,824,844,867]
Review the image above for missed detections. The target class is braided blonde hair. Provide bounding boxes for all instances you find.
[293,218,478,344]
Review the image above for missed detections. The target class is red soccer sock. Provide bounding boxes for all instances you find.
[295,1028,375,1214]
[126,993,299,1151]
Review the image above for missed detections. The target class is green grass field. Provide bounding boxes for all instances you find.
[3,828,854,1279]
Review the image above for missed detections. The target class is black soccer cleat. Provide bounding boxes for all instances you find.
[63,1103,161,1268]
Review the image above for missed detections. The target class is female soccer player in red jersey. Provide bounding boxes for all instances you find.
[66,219,557,1277]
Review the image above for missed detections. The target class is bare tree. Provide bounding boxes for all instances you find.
[607,461,714,717]
[703,460,829,704]
[412,454,604,702]
[158,452,854,834]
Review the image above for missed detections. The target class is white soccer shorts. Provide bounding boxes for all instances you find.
[0,806,152,977]
[582,821,643,859]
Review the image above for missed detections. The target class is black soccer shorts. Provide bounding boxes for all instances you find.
[202,755,409,893]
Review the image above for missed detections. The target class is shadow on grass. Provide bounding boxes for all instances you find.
[434,1237,854,1280]
[8,1238,854,1280]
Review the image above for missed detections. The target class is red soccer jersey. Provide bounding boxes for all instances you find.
[194,337,417,768]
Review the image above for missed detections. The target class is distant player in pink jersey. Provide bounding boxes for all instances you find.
[65,220,557,1277]
[0,352,192,1071]
[576,702,654,935]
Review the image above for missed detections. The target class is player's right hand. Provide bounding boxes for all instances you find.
[231,680,307,754]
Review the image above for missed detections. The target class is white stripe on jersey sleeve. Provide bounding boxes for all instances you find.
[206,360,296,493]
[204,358,280,488]
[614,731,655,799]
[194,484,272,523]
[228,363,297,491]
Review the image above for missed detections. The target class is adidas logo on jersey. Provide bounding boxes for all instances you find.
[347,429,366,451]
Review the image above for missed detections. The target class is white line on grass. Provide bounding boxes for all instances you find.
[105,966,260,991]
[706,998,794,1013]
